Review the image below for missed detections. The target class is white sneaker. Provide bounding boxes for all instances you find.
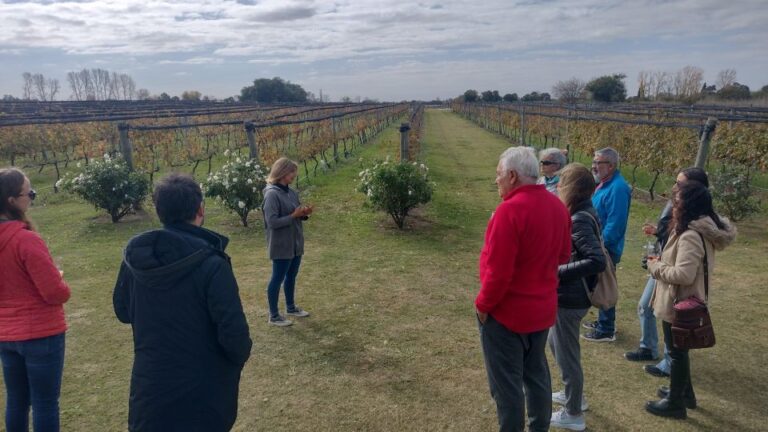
[550,408,586,431]
[552,390,589,411]
[268,315,293,327]
[286,307,310,318]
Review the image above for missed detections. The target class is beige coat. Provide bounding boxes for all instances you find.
[648,216,736,323]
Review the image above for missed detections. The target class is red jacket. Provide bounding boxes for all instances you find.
[0,221,70,341]
[476,185,572,333]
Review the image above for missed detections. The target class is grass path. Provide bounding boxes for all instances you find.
[2,110,766,431]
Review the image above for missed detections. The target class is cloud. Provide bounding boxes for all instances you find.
[248,5,316,22]
[0,0,767,100]
[159,57,224,65]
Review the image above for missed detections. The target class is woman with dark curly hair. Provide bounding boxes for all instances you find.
[645,180,736,419]
[0,167,70,431]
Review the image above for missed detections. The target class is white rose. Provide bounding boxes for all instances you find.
[238,201,246,209]
[247,179,253,184]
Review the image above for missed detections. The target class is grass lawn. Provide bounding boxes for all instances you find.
[2,109,766,431]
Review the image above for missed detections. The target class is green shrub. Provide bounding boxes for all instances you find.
[58,154,149,223]
[711,164,761,222]
[204,157,268,227]
[357,158,433,229]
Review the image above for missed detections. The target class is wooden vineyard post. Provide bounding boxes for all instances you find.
[118,123,134,171]
[244,121,260,163]
[519,105,526,146]
[331,118,339,163]
[399,122,411,162]
[694,118,718,169]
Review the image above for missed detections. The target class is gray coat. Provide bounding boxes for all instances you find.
[262,184,305,260]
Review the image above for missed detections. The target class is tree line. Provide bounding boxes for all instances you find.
[4,73,343,104]
[459,66,768,104]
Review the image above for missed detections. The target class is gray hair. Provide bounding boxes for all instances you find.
[538,148,567,169]
[595,147,620,167]
[500,146,539,179]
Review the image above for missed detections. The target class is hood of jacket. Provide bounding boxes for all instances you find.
[689,215,737,251]
[123,223,229,287]
[264,183,290,194]
[0,220,27,252]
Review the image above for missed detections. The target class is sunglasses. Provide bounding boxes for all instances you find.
[540,161,558,166]
[19,190,36,201]
[591,160,611,166]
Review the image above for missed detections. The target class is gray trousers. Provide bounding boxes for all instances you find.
[548,307,590,415]
[479,315,551,432]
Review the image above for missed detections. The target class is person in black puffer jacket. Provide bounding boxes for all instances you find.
[548,163,607,432]
[113,174,252,432]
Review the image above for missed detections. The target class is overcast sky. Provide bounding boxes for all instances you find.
[2,0,766,101]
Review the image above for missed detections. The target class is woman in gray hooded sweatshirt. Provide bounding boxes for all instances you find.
[262,157,313,326]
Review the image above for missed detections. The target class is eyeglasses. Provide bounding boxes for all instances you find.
[591,160,611,166]
[540,161,558,166]
[19,190,36,201]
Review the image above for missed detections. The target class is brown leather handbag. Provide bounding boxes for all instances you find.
[671,233,715,350]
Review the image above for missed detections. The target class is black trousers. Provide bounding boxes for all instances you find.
[662,320,693,401]
[479,315,551,432]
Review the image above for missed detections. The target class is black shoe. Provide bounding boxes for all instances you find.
[658,386,697,409]
[625,348,657,362]
[644,364,670,378]
[582,320,598,330]
[581,330,616,342]
[645,398,687,419]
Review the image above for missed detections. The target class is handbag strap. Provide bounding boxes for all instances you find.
[698,232,709,301]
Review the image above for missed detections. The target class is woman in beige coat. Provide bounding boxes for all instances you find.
[645,180,736,419]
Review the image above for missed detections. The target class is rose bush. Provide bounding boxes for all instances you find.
[204,157,269,226]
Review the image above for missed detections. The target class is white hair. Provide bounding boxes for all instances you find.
[538,147,567,168]
[499,146,539,179]
[595,147,620,167]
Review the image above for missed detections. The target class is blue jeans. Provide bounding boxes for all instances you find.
[638,276,671,372]
[596,307,615,336]
[0,333,66,432]
[267,256,302,318]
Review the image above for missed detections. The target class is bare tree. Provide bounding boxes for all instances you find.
[716,69,737,90]
[32,74,48,101]
[136,88,151,100]
[118,74,136,100]
[648,70,671,99]
[22,72,34,100]
[674,65,704,99]
[68,71,85,101]
[552,77,586,103]
[636,71,650,99]
[48,78,60,101]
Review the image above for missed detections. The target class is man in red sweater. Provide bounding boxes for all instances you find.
[476,146,572,432]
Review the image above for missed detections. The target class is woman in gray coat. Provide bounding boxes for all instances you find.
[262,158,313,327]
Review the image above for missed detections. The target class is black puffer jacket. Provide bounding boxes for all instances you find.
[557,201,607,309]
[113,223,252,432]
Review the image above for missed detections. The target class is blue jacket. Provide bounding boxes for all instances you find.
[591,171,631,263]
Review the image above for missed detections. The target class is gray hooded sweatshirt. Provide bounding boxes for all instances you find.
[262,184,305,260]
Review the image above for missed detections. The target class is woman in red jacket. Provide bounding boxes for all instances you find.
[0,168,70,432]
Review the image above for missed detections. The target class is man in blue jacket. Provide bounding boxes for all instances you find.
[114,174,252,432]
[583,147,631,342]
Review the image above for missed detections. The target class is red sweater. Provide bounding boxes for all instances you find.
[476,185,572,333]
[0,221,70,341]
